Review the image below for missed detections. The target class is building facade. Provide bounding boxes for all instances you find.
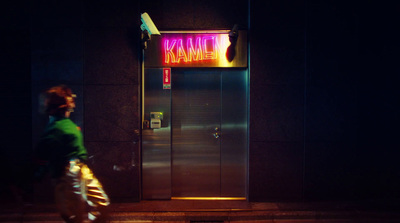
[2,0,399,203]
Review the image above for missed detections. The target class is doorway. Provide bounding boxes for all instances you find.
[142,68,248,199]
[172,68,247,198]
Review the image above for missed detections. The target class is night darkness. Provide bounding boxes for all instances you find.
[1,0,399,204]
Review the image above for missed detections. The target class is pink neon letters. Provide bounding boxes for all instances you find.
[163,35,224,64]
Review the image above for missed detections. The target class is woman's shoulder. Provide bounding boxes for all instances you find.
[52,118,79,133]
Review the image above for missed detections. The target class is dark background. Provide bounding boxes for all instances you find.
[1,0,399,203]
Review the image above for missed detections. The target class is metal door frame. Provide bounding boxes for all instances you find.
[141,30,249,200]
[141,67,249,200]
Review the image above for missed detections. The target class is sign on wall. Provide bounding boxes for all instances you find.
[163,68,171,89]
[144,31,247,68]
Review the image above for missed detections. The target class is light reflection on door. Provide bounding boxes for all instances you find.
[172,71,221,197]
[171,69,247,198]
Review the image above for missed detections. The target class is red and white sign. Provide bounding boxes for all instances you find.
[163,68,171,89]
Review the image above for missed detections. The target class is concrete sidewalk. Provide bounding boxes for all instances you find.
[1,199,400,222]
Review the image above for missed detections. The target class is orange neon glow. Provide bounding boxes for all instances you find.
[202,36,216,60]
[163,34,230,65]
[171,197,246,201]
[176,39,187,63]
[187,37,202,62]
[164,39,176,64]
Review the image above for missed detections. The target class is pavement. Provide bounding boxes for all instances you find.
[1,199,400,222]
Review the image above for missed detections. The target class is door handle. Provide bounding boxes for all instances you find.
[213,126,220,138]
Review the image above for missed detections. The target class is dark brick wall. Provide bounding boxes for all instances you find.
[249,0,305,201]
[0,1,32,203]
[303,0,360,200]
[82,1,141,202]
[28,1,141,201]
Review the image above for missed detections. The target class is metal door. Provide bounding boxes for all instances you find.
[171,69,247,198]
[171,70,221,197]
[142,68,172,199]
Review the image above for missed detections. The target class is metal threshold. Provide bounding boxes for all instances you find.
[171,197,246,201]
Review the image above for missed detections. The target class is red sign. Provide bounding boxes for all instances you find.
[163,68,171,89]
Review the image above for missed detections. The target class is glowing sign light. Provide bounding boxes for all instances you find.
[144,31,247,68]
[163,34,230,65]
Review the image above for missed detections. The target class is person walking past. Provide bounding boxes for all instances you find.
[34,85,110,223]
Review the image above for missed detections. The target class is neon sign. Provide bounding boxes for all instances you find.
[163,34,230,65]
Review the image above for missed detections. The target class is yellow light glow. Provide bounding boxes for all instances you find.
[171,197,246,201]
[216,34,232,67]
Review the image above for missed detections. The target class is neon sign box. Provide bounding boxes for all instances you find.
[163,34,229,65]
[144,31,247,68]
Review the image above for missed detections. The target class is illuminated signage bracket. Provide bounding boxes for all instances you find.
[144,30,247,68]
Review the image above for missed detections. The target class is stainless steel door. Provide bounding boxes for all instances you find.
[142,68,171,199]
[142,68,247,199]
[172,71,221,197]
[220,69,247,197]
[171,69,247,198]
